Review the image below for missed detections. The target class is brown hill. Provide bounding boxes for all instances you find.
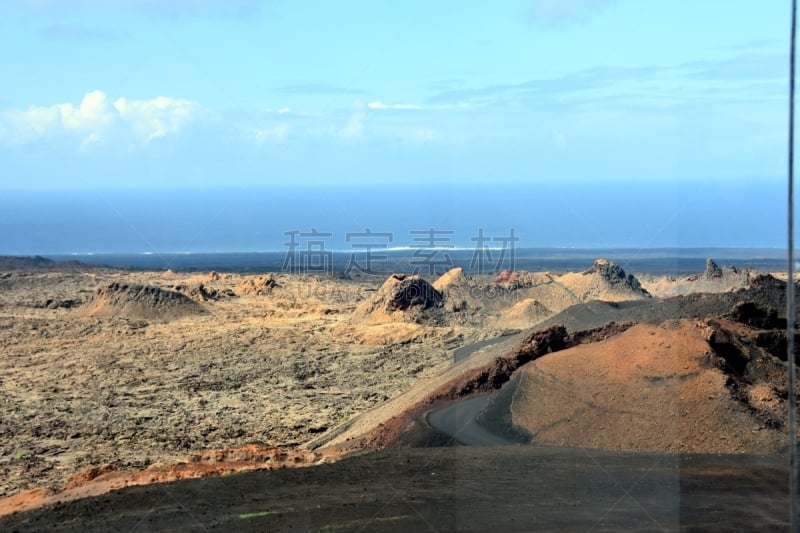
[352,274,444,324]
[556,258,650,301]
[235,275,278,296]
[429,270,580,328]
[510,319,789,454]
[82,283,207,321]
[498,298,552,329]
[516,276,581,314]
[432,267,464,291]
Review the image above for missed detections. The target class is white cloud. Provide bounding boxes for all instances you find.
[249,124,291,144]
[2,104,60,143]
[331,100,459,142]
[367,101,424,110]
[60,90,116,132]
[264,106,293,115]
[113,95,198,142]
[337,101,366,140]
[0,90,199,146]
[367,100,475,111]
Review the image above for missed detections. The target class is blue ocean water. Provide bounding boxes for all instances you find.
[0,181,785,258]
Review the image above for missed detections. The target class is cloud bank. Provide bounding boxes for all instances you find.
[0,90,199,146]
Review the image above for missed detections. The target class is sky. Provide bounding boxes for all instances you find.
[0,0,792,189]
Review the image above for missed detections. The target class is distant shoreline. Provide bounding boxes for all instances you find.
[1,248,788,275]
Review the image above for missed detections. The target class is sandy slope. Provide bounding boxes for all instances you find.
[511,320,787,454]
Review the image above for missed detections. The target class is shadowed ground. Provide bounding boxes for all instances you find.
[0,447,789,532]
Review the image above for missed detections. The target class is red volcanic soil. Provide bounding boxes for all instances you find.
[0,445,330,517]
[512,319,790,454]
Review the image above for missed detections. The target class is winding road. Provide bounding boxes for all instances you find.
[453,335,512,363]
[425,394,515,446]
[428,334,521,446]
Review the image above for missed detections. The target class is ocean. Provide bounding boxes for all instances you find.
[0,181,787,274]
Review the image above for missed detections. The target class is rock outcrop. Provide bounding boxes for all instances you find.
[557,259,650,302]
[172,283,235,302]
[499,298,552,329]
[235,275,278,296]
[432,267,464,292]
[703,258,724,280]
[352,274,443,324]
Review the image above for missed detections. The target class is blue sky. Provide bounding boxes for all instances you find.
[0,0,791,188]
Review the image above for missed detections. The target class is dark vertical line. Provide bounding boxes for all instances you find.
[789,0,798,531]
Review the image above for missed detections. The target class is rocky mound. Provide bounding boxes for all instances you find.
[749,273,791,300]
[703,258,724,279]
[499,298,552,329]
[510,319,791,454]
[235,275,278,296]
[428,269,581,328]
[557,259,650,302]
[432,267,464,291]
[641,258,755,297]
[82,283,207,321]
[430,267,501,323]
[494,269,523,287]
[352,274,443,324]
[172,283,235,302]
[517,278,581,314]
[728,301,786,330]
[534,273,796,333]
[33,298,83,310]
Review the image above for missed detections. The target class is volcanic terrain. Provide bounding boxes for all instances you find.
[0,256,795,530]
